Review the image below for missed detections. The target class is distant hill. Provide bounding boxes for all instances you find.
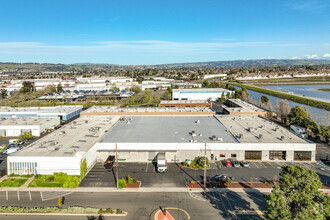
[0,59,329,71]
[155,59,330,68]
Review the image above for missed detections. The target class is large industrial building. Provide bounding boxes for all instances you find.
[172,88,232,101]
[221,99,268,117]
[7,102,316,175]
[0,117,60,137]
[0,105,83,121]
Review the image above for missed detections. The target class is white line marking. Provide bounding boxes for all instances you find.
[17,191,20,201]
[254,162,259,168]
[247,194,264,202]
[146,163,148,173]
[6,191,8,200]
[29,191,32,201]
[40,192,43,201]
[268,163,275,168]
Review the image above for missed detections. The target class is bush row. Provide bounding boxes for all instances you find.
[0,206,99,214]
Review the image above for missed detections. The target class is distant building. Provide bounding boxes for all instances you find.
[0,117,60,137]
[172,88,232,101]
[158,100,211,108]
[0,105,83,121]
[204,74,227,79]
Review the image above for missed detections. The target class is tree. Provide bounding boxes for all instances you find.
[57,83,63,92]
[129,86,141,94]
[220,92,226,102]
[22,81,34,92]
[320,126,330,144]
[280,99,290,124]
[288,106,309,125]
[260,96,269,106]
[0,89,7,99]
[275,99,281,115]
[49,86,56,93]
[265,165,330,220]
[20,132,33,140]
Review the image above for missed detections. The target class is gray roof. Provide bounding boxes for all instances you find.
[102,116,237,143]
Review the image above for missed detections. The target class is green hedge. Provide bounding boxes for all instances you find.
[232,83,330,111]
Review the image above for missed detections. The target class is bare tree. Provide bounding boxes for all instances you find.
[275,99,280,118]
[280,99,290,124]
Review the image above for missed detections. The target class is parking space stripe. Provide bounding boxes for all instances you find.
[6,191,8,200]
[267,162,275,169]
[253,162,259,168]
[29,191,32,201]
[260,162,267,168]
[17,191,20,201]
[40,192,43,201]
[146,163,148,173]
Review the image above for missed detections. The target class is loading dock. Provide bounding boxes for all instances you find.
[245,151,262,160]
[294,151,312,161]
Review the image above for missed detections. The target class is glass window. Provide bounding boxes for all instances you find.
[220,153,225,157]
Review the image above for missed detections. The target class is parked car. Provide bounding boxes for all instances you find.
[213,174,233,182]
[223,159,232,167]
[232,160,240,168]
[241,160,250,167]
[104,155,115,169]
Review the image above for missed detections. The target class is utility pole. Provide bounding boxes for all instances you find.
[116,143,118,190]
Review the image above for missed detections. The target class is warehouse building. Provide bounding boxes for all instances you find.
[172,88,232,101]
[7,106,315,175]
[7,116,119,175]
[0,117,60,137]
[0,105,83,121]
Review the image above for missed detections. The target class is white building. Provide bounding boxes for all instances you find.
[172,88,232,101]
[0,117,60,137]
[204,74,227,79]
[0,105,83,121]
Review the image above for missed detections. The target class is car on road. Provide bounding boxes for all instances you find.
[241,160,250,167]
[231,160,240,168]
[213,174,233,182]
[223,159,232,167]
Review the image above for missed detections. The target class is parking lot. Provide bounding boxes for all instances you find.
[80,160,330,188]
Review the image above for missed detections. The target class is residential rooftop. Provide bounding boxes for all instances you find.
[102,116,237,144]
[0,117,59,126]
[13,116,120,157]
[216,115,307,143]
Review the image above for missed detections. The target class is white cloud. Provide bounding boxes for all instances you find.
[290,56,299,60]
[305,54,318,59]
[323,53,330,58]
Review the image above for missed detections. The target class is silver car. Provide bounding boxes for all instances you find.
[232,160,240,168]
[241,160,250,167]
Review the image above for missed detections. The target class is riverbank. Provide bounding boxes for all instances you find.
[230,83,330,111]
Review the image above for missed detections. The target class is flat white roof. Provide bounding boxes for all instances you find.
[223,99,267,113]
[160,100,209,104]
[12,116,120,157]
[83,106,214,113]
[0,117,59,126]
[173,88,230,93]
[0,105,83,116]
[216,115,307,143]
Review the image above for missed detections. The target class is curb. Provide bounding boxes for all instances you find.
[0,212,127,216]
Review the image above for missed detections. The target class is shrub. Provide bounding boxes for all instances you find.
[182,161,188,166]
[57,197,63,207]
[190,180,195,184]
[127,175,133,184]
[189,156,209,168]
[118,178,126,188]
[46,176,55,182]
[132,178,137,184]
[116,209,123,214]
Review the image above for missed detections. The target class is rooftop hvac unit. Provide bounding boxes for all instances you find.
[274,128,279,132]
[280,136,285,140]
[238,134,243,138]
[85,120,88,124]
[196,120,200,124]
[258,134,263,139]
[191,131,196,137]
[212,135,217,141]
[217,137,223,142]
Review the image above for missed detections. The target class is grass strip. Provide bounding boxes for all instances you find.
[0,178,28,187]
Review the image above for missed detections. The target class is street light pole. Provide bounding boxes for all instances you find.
[116,143,118,190]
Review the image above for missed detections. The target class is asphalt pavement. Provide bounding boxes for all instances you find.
[0,191,267,220]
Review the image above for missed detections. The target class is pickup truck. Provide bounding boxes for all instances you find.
[104,156,115,169]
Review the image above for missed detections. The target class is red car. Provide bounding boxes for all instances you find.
[224,159,232,167]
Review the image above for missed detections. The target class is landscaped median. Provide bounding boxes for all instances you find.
[0,178,28,187]
[0,206,127,217]
[28,173,80,188]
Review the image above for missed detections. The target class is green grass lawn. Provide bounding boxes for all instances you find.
[0,178,28,187]
[28,179,63,187]
[318,88,330,91]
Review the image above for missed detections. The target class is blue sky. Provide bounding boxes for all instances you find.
[0,0,329,65]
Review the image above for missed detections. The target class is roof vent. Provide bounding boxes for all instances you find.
[195,120,200,124]
[258,134,263,139]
